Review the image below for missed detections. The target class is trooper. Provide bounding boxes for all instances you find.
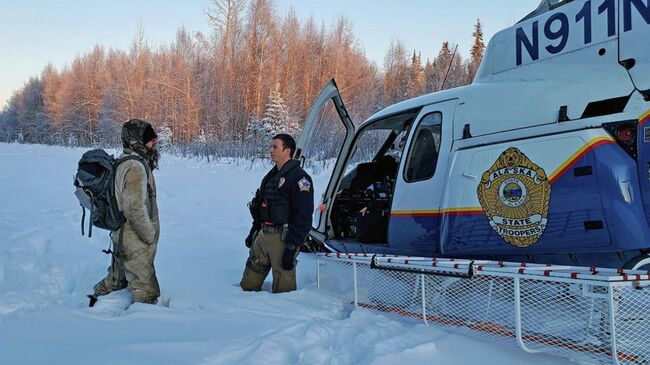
[240,134,314,293]
[89,119,161,306]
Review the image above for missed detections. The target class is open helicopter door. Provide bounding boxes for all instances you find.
[295,79,356,243]
[619,0,650,93]
[388,99,457,256]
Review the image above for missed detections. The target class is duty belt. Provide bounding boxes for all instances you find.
[261,224,284,234]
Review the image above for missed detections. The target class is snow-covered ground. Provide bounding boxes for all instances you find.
[0,143,571,365]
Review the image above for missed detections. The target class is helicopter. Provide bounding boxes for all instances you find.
[295,0,650,270]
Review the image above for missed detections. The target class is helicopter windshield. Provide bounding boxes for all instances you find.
[519,0,573,23]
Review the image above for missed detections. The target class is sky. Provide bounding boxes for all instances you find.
[0,0,540,109]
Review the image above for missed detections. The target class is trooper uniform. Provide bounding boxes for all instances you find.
[92,119,161,305]
[240,159,314,293]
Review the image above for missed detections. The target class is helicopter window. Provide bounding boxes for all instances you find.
[345,129,395,174]
[404,112,441,182]
[300,99,349,175]
[519,0,571,23]
[548,0,572,10]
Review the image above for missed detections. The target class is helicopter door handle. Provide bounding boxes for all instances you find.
[462,172,477,180]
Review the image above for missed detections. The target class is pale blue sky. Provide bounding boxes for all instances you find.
[0,0,539,109]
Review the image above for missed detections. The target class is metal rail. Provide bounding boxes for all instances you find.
[318,254,649,364]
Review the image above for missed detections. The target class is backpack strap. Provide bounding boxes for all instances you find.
[115,155,150,176]
[114,154,151,195]
[104,225,126,257]
[89,203,94,237]
[81,206,86,236]
[102,155,150,258]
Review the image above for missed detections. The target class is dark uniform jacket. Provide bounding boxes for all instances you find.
[249,159,314,248]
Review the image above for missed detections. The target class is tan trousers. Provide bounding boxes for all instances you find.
[240,229,299,293]
[94,240,160,304]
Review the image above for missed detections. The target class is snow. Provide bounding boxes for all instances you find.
[0,142,571,365]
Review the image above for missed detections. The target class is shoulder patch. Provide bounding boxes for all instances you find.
[298,177,311,192]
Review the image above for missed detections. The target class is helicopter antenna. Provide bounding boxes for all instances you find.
[440,44,459,91]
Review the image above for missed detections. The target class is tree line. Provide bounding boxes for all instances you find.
[0,0,485,159]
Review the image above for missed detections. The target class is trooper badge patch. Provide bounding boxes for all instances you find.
[477,147,551,248]
[298,177,311,192]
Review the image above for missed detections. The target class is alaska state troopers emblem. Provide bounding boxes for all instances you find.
[477,147,551,247]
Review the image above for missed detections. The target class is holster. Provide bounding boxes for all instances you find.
[281,224,289,242]
[248,190,261,222]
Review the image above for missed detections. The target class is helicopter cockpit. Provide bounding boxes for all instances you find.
[329,113,418,244]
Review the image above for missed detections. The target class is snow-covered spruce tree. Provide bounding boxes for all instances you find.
[469,18,485,82]
[157,126,173,153]
[247,84,301,155]
[406,50,425,99]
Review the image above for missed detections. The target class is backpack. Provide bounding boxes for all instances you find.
[73,149,147,237]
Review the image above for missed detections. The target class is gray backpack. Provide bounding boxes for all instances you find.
[73,149,146,237]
